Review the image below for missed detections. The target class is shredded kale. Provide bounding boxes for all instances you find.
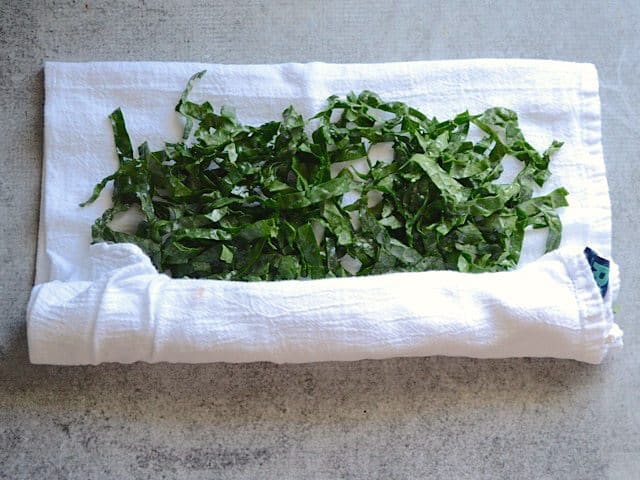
[82,71,568,280]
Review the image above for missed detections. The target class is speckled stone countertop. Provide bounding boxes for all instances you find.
[1,1,638,478]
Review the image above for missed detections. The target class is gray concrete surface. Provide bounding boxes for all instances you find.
[1,1,639,478]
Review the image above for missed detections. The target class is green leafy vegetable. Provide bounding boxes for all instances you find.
[82,71,568,280]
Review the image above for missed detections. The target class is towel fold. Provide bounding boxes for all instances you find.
[29,60,621,364]
[27,243,621,365]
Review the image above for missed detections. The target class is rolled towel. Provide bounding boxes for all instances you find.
[27,243,621,365]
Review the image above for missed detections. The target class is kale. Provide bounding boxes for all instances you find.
[82,71,568,280]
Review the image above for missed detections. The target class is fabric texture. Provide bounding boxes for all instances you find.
[29,60,621,364]
[28,243,621,365]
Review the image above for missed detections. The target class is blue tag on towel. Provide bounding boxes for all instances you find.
[584,247,610,298]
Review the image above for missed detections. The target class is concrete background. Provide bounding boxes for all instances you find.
[1,1,638,478]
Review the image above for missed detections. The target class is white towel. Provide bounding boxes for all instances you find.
[28,243,621,364]
[28,60,622,364]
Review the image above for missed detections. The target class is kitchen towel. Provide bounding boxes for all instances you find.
[28,60,621,364]
[28,242,621,364]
